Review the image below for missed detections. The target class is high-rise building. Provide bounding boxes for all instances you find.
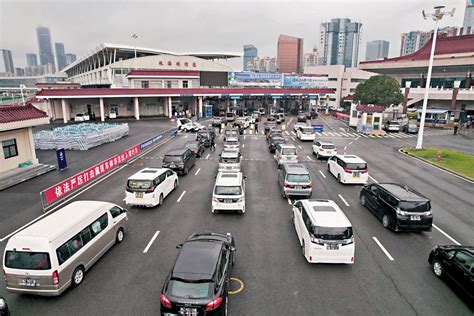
[26,53,38,67]
[320,18,362,68]
[365,40,389,61]
[55,43,67,71]
[0,49,15,74]
[36,26,56,72]
[462,0,474,35]
[243,45,258,71]
[247,57,277,72]
[65,53,77,65]
[277,34,303,73]
[304,46,319,67]
[400,31,431,56]
[15,68,25,76]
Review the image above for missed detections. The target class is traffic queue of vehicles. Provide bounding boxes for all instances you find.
[1,113,472,312]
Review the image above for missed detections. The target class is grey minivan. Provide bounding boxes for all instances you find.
[278,163,312,198]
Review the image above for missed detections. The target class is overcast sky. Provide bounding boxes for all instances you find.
[0,0,468,70]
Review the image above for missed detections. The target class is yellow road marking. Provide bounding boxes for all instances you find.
[228,277,244,295]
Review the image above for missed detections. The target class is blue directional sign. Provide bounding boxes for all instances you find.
[56,148,68,171]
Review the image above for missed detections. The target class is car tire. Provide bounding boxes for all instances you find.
[116,228,124,244]
[432,260,443,278]
[360,194,366,206]
[71,266,85,287]
[337,174,342,183]
[316,153,320,160]
[174,180,178,190]
[382,214,392,229]
[158,194,164,206]
[301,240,306,260]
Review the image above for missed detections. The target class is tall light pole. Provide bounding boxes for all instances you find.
[416,6,455,149]
[19,84,27,106]
[131,33,138,70]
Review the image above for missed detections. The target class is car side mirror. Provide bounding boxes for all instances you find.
[230,246,236,252]
[176,244,183,249]
[243,176,247,179]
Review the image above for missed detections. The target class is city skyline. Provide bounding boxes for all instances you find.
[0,0,468,71]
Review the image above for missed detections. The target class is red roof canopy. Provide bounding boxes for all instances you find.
[127,70,200,77]
[0,104,48,124]
[360,34,474,65]
[356,105,385,113]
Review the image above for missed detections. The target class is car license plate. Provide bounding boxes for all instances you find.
[170,163,176,168]
[411,215,421,221]
[135,192,143,198]
[326,244,339,250]
[24,278,37,287]
[179,307,197,316]
[353,172,360,178]
[295,186,302,190]
[326,151,332,155]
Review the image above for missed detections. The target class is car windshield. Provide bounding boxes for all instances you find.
[225,141,239,146]
[76,114,83,117]
[399,201,431,212]
[302,128,313,133]
[168,280,212,299]
[127,179,153,189]
[273,139,286,145]
[164,155,183,162]
[184,142,198,149]
[220,157,239,163]
[5,251,51,270]
[322,144,335,149]
[297,118,306,122]
[312,226,353,240]
[345,163,367,170]
[226,113,234,118]
[282,148,296,155]
[286,174,310,183]
[215,185,242,195]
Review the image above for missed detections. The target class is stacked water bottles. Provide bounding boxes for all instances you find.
[34,123,129,150]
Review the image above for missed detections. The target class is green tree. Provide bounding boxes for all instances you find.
[353,75,404,107]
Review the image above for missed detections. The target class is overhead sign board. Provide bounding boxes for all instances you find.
[283,75,328,88]
[228,72,283,87]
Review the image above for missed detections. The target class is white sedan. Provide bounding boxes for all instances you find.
[294,122,307,132]
[74,113,90,122]
[312,141,337,159]
[297,126,316,141]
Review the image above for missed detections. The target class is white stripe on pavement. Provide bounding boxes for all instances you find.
[176,191,186,203]
[319,170,326,178]
[287,198,292,205]
[143,231,160,254]
[372,237,394,261]
[433,224,461,245]
[368,175,379,183]
[338,194,350,207]
[242,144,245,148]
[194,168,201,176]
[321,132,329,136]
[206,153,210,159]
[298,145,303,149]
[306,155,312,161]
[291,137,296,141]
[285,131,290,135]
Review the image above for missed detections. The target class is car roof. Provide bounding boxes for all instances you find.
[300,126,314,130]
[335,154,366,163]
[377,183,429,202]
[283,163,309,174]
[221,150,239,158]
[225,137,239,142]
[316,141,334,145]
[279,144,296,149]
[215,172,242,186]
[301,199,352,228]
[172,240,223,281]
[165,149,187,156]
[437,245,474,255]
[128,168,167,180]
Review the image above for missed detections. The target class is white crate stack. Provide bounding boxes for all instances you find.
[34,123,129,151]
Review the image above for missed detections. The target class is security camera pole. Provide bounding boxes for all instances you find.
[131,33,138,70]
[416,6,455,149]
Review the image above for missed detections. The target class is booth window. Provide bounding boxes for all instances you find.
[3,139,18,159]
[182,80,188,88]
[141,81,149,89]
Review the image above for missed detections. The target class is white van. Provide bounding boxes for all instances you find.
[296,126,316,141]
[3,201,128,296]
[292,199,354,264]
[327,154,368,184]
[212,172,246,214]
[125,168,179,207]
[218,150,242,173]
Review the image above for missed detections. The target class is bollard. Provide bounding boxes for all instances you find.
[437,150,441,161]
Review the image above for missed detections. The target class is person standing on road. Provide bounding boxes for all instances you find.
[255,121,259,134]
[210,137,215,151]
[453,122,458,135]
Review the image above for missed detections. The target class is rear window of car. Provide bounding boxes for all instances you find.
[312,226,353,240]
[215,185,242,195]
[322,144,335,149]
[128,179,153,189]
[168,280,212,299]
[282,148,296,155]
[220,157,239,163]
[5,251,51,270]
[399,201,431,212]
[297,117,306,122]
[345,163,367,170]
[225,141,239,145]
[164,155,183,162]
[184,142,198,149]
[286,174,310,183]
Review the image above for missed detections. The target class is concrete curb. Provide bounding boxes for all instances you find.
[398,148,474,183]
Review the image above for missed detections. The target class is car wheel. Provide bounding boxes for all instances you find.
[116,228,124,244]
[71,266,85,287]
[316,153,320,160]
[174,180,178,190]
[301,240,306,259]
[382,214,391,229]
[360,194,366,206]
[432,260,443,277]
[184,167,189,175]
[337,174,342,183]
[158,194,164,206]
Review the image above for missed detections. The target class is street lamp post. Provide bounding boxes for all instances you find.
[416,6,455,149]
[19,84,27,106]
[131,33,138,70]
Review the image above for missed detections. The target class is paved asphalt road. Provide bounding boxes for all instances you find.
[0,116,472,315]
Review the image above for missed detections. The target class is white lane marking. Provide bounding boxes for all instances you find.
[219,134,223,139]
[298,145,303,149]
[339,127,346,131]
[433,224,461,245]
[343,146,347,150]
[338,194,350,207]
[242,144,245,148]
[249,130,253,134]
[291,137,296,141]
[291,131,296,136]
[244,135,246,140]
[316,132,323,136]
[205,153,210,159]
[287,198,292,205]
[195,168,201,176]
[176,191,186,203]
[368,175,379,183]
[321,132,329,136]
[143,231,160,254]
[306,155,312,161]
[318,170,326,178]
[0,135,175,242]
[285,131,290,135]
[372,237,395,261]
[184,135,188,138]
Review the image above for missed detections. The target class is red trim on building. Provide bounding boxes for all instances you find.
[127,70,200,77]
[0,104,48,124]
[356,105,385,113]
[36,87,335,97]
[35,82,80,86]
[344,95,353,101]
[360,34,474,65]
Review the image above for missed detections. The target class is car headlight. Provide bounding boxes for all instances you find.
[0,298,6,309]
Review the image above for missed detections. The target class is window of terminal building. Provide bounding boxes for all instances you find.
[3,139,18,159]
[182,80,188,88]
[328,78,338,81]
[141,81,149,89]
[166,81,172,88]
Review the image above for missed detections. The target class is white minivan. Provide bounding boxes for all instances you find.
[327,154,368,184]
[292,199,354,264]
[297,126,316,141]
[212,172,246,214]
[3,201,128,296]
[125,168,178,207]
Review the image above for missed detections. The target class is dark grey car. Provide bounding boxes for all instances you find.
[162,149,196,175]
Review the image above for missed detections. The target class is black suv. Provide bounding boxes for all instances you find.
[162,149,196,175]
[428,245,474,303]
[197,130,214,147]
[360,183,432,232]
[160,232,236,316]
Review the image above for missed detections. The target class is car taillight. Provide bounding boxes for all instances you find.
[160,293,172,309]
[3,269,7,282]
[205,297,223,311]
[343,167,352,174]
[319,148,325,152]
[310,235,324,245]
[213,197,219,202]
[284,183,292,188]
[237,197,245,202]
[303,183,313,189]
[126,186,133,193]
[361,169,368,174]
[145,186,156,193]
[52,270,59,286]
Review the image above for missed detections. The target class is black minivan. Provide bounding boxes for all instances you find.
[162,149,196,175]
[160,232,236,316]
[359,183,432,232]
